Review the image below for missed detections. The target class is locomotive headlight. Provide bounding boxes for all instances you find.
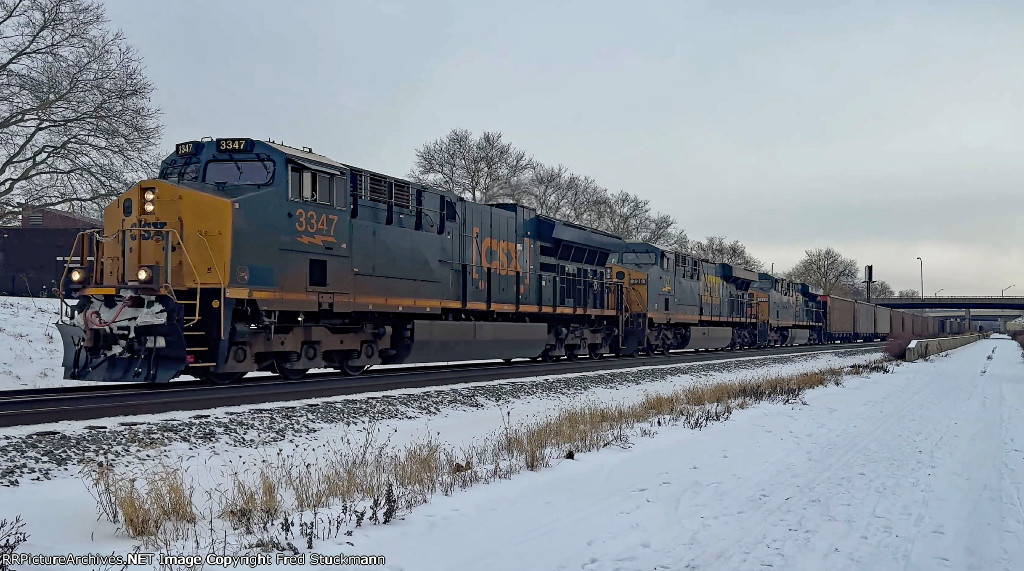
[143,189,157,201]
[143,200,156,213]
[69,268,85,283]
[137,267,153,283]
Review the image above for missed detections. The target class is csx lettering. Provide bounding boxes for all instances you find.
[472,227,524,278]
[701,274,724,304]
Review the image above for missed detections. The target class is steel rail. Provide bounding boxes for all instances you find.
[0,343,884,428]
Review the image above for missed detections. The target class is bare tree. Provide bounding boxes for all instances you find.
[663,229,691,253]
[688,235,764,271]
[873,280,895,298]
[585,190,677,245]
[0,0,162,222]
[409,128,535,204]
[864,279,895,300]
[786,247,859,295]
[409,129,692,250]
[896,288,920,298]
[557,172,608,230]
[515,163,574,219]
[843,279,896,300]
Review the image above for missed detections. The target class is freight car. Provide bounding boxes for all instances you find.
[817,295,943,343]
[54,137,945,385]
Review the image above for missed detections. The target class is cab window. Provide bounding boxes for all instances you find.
[289,165,336,206]
[204,160,274,185]
[160,158,201,182]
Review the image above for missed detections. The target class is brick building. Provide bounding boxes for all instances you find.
[0,206,101,296]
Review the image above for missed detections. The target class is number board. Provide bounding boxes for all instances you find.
[176,141,200,156]
[629,278,647,285]
[216,138,254,153]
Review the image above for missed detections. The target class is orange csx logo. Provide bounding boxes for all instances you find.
[471,227,529,280]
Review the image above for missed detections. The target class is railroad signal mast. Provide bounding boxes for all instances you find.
[863,265,874,303]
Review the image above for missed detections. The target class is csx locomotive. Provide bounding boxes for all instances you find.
[56,138,952,384]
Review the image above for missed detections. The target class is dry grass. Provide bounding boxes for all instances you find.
[0,515,29,571]
[84,360,885,550]
[220,468,282,533]
[82,461,196,542]
[148,465,197,525]
[1012,331,1024,351]
[117,481,160,538]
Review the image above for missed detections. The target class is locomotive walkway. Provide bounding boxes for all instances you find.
[0,343,883,428]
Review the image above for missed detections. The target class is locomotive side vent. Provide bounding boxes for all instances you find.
[368,176,388,204]
[393,181,411,209]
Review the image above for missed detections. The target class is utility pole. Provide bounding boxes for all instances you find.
[916,257,924,301]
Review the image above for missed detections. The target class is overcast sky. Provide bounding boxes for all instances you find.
[105,0,1023,296]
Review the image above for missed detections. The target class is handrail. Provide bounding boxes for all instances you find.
[195,230,227,338]
[56,230,90,316]
[58,227,210,328]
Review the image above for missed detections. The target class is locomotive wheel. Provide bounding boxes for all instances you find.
[339,361,368,376]
[200,370,243,385]
[645,343,665,356]
[565,347,579,361]
[275,363,309,381]
[588,345,604,360]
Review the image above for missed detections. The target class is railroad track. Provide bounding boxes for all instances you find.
[0,342,885,428]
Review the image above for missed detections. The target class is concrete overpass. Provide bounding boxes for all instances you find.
[873,297,1024,332]
[872,297,1024,310]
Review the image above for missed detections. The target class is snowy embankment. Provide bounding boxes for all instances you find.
[0,296,64,389]
[1,294,1018,570]
[354,336,1023,571]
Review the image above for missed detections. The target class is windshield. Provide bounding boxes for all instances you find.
[621,252,657,265]
[204,160,275,185]
[160,158,200,182]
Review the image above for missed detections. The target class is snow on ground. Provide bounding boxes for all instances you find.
[1,338,1019,569]
[0,296,65,389]
[0,344,883,568]
[345,336,1022,571]
[2,294,1018,570]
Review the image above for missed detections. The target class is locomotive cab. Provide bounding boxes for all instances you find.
[56,138,277,383]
